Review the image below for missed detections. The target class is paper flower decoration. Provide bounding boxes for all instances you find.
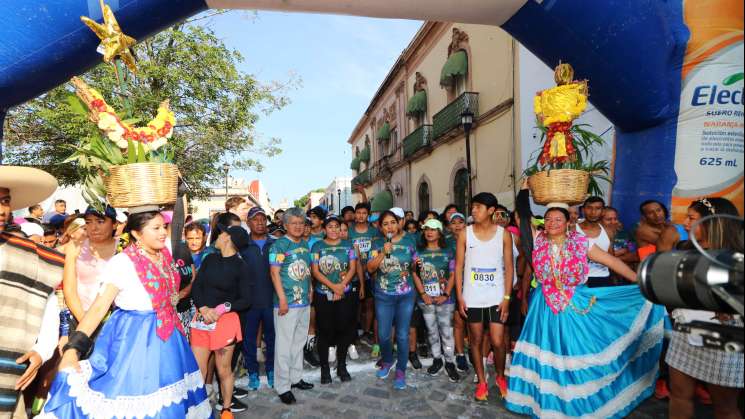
[72,77,174,151]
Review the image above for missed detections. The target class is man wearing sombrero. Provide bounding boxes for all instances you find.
[0,165,64,418]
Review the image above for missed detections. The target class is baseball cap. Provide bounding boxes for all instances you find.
[247,207,267,219]
[323,214,342,227]
[422,219,443,231]
[449,212,466,222]
[390,207,405,219]
[308,206,327,219]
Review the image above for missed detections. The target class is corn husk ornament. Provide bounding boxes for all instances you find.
[525,63,610,205]
[533,63,588,165]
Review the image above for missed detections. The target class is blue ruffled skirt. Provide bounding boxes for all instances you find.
[39,310,212,419]
[505,284,666,418]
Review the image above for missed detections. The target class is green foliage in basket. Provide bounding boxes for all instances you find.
[524,121,612,197]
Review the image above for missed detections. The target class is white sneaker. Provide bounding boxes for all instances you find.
[348,345,359,360]
[329,347,336,363]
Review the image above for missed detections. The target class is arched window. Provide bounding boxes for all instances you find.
[418,181,430,213]
[453,168,469,215]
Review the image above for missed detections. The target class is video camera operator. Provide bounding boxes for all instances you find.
[645,198,743,419]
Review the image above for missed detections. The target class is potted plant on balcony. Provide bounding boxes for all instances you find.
[524,63,610,205]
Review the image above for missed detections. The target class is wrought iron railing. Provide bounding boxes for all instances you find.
[432,92,479,139]
[403,124,433,158]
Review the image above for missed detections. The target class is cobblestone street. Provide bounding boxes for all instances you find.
[220,344,672,419]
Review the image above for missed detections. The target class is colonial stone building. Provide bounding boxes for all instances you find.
[347,22,520,215]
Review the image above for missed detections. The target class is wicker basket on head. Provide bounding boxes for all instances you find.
[528,169,590,206]
[104,163,179,208]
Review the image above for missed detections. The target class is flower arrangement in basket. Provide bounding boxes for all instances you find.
[64,1,179,209]
[524,63,611,205]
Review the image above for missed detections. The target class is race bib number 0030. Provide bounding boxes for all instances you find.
[470,268,497,287]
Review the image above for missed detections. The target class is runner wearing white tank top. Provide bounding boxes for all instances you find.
[453,192,514,400]
[462,225,506,308]
[576,197,613,287]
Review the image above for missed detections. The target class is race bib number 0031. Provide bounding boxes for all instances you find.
[470,267,497,287]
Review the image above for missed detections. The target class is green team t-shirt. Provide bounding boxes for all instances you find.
[370,236,417,295]
[417,248,455,304]
[348,224,382,274]
[311,239,356,294]
[269,236,312,307]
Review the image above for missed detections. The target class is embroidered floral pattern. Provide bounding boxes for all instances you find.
[123,245,183,340]
[532,231,589,313]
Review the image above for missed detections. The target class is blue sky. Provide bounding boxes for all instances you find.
[207,11,422,206]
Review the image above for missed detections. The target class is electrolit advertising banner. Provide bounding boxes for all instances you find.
[672,0,744,221]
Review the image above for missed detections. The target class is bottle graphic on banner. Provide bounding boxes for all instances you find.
[671,0,744,222]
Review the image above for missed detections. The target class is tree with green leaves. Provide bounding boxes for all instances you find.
[294,188,325,209]
[3,20,296,199]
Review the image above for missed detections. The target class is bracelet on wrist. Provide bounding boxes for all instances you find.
[503,295,511,301]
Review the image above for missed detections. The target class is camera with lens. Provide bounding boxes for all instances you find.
[638,249,744,353]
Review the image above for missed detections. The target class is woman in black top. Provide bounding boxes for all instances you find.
[191,224,253,418]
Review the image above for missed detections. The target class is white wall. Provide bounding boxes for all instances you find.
[518,45,615,213]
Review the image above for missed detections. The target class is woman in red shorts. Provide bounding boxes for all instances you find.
[191,223,254,419]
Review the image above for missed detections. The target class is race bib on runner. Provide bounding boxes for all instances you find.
[470,267,497,287]
[423,282,442,297]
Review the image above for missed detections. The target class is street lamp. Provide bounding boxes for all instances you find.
[337,188,342,215]
[222,162,230,198]
[461,109,474,206]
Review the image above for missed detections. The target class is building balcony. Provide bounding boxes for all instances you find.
[432,92,479,140]
[352,169,372,186]
[403,124,433,159]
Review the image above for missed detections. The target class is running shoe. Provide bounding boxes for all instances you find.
[348,344,359,360]
[371,344,381,358]
[233,387,248,399]
[455,354,469,372]
[444,362,460,382]
[474,382,488,401]
[496,375,508,398]
[427,358,443,376]
[696,383,712,405]
[408,352,422,370]
[376,362,394,379]
[215,396,248,413]
[654,378,669,400]
[304,337,321,368]
[393,370,407,390]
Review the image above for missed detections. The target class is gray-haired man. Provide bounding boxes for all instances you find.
[268,207,314,404]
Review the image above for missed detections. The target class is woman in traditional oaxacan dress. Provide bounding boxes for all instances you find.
[39,210,211,418]
[505,204,667,418]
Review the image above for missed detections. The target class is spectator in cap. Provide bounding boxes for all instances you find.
[237,207,277,391]
[311,214,358,384]
[63,205,117,328]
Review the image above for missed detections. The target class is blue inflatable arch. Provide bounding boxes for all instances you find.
[1,0,742,225]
